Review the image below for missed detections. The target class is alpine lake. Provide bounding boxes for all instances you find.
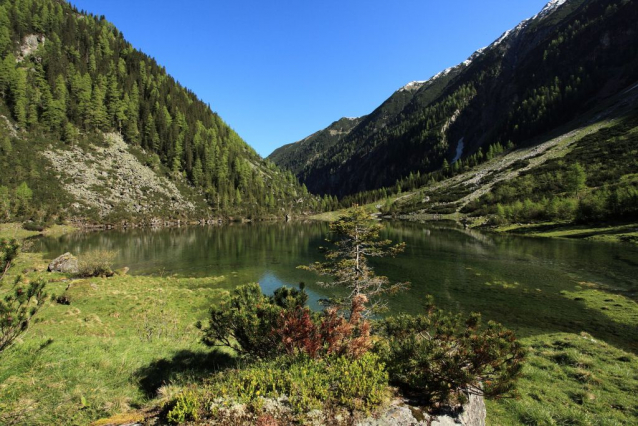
[36,220,638,354]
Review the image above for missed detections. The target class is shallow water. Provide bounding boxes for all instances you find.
[35,220,638,350]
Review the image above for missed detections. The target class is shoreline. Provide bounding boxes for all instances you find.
[309,210,638,244]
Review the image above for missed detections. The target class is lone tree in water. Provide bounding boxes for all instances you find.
[301,206,408,315]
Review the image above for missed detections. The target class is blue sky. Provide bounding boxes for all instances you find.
[70,0,552,157]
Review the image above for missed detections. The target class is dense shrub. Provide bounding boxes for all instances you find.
[166,390,199,425]
[201,284,307,359]
[277,294,372,359]
[77,250,116,277]
[202,284,372,361]
[21,222,45,232]
[376,296,526,405]
[491,197,578,224]
[576,185,638,223]
[171,352,388,421]
[330,353,388,412]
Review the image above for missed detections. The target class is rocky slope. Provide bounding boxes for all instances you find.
[42,134,195,219]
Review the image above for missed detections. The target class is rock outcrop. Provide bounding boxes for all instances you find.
[200,393,486,426]
[18,34,45,62]
[360,394,486,426]
[47,252,79,274]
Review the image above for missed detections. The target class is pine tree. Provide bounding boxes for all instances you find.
[89,77,108,130]
[301,206,408,314]
[192,157,204,187]
[10,68,28,128]
[0,6,11,56]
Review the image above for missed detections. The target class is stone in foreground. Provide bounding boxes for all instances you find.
[47,252,79,274]
[359,393,486,426]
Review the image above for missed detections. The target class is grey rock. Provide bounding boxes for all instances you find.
[18,34,45,62]
[359,394,485,426]
[48,252,79,274]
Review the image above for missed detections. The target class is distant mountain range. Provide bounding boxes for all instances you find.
[268,0,638,197]
[1,0,636,225]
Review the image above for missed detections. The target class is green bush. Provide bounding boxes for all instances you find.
[166,390,200,425]
[0,239,19,280]
[201,284,307,359]
[203,283,373,361]
[331,353,388,412]
[21,222,45,232]
[376,296,525,405]
[77,250,116,277]
[203,353,388,416]
[0,277,47,353]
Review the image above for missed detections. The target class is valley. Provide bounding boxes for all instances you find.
[1,0,637,425]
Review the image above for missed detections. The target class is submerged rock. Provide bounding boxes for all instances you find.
[47,252,79,274]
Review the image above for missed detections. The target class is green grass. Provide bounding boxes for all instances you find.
[488,332,638,425]
[0,245,230,425]
[1,224,637,425]
[0,223,41,240]
[486,283,638,424]
[494,222,638,244]
[309,203,378,222]
[0,223,79,241]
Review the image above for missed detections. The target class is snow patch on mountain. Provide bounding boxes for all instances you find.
[397,0,569,94]
[480,0,567,53]
[537,0,568,19]
[432,67,455,80]
[400,80,428,92]
[463,47,486,66]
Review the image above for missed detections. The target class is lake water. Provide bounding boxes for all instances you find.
[35,220,638,351]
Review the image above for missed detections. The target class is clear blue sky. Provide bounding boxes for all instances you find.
[69,0,552,157]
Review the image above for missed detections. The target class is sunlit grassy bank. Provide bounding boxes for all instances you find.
[487,332,637,425]
[0,227,230,424]
[494,221,638,244]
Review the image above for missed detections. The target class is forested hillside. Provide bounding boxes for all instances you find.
[270,0,638,198]
[269,116,364,177]
[0,0,333,223]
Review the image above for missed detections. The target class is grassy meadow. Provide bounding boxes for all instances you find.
[0,226,234,425]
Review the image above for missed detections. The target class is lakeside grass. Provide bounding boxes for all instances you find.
[0,223,41,240]
[1,223,637,425]
[312,205,638,246]
[494,222,638,244]
[0,223,79,241]
[0,231,230,425]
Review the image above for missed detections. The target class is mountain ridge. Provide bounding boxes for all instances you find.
[268,0,638,198]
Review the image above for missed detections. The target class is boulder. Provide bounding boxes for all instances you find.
[48,252,79,274]
[359,393,486,426]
